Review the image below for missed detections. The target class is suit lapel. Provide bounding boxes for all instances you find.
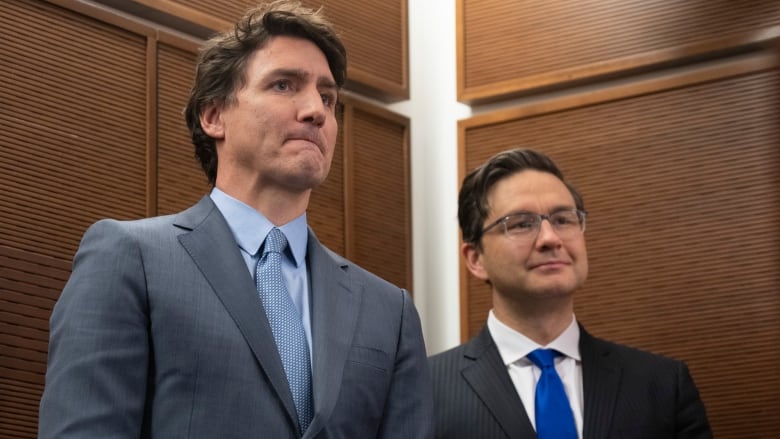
[461,327,537,438]
[580,325,621,439]
[174,196,300,430]
[302,231,360,439]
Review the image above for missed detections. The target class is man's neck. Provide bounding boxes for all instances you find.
[215,183,311,226]
[492,295,574,346]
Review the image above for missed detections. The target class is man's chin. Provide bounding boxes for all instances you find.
[528,281,578,298]
[287,168,329,191]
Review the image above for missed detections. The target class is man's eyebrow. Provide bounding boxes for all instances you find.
[318,77,338,90]
[267,68,308,79]
[500,205,577,217]
[266,68,337,89]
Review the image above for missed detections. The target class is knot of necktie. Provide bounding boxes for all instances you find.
[263,227,288,256]
[527,348,559,370]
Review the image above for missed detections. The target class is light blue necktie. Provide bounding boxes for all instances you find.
[257,228,313,434]
[527,349,577,439]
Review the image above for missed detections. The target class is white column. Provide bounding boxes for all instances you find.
[388,0,471,354]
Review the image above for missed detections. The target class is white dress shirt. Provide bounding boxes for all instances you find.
[487,311,584,439]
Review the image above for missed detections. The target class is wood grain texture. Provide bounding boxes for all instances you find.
[156,42,210,215]
[310,95,412,290]
[309,103,347,256]
[125,0,409,100]
[1,3,147,434]
[458,0,780,102]
[348,101,412,290]
[1,0,148,259]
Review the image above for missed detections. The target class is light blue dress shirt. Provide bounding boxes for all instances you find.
[210,188,313,353]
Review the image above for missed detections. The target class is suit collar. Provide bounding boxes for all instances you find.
[174,196,302,432]
[209,188,309,266]
[487,311,581,363]
[462,323,623,439]
[302,230,361,439]
[579,325,621,439]
[461,327,537,438]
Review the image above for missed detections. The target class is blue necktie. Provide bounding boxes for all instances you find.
[527,349,577,439]
[257,228,313,434]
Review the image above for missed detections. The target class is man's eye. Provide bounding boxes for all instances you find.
[321,93,335,107]
[273,80,291,91]
[506,217,536,230]
[552,213,578,226]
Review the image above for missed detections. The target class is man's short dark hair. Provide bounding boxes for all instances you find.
[458,148,584,246]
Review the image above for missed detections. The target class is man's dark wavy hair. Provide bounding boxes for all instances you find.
[184,0,347,185]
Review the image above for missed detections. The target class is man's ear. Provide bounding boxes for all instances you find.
[462,242,489,281]
[200,102,226,139]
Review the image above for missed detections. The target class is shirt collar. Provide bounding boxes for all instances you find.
[487,310,581,366]
[210,187,308,267]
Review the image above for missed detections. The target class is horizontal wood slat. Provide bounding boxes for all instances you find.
[300,0,408,100]
[349,104,411,290]
[1,2,150,437]
[2,0,148,262]
[459,53,780,437]
[458,0,780,102]
[309,96,412,291]
[308,104,347,256]
[0,245,70,439]
[156,42,210,215]
[167,0,256,24]
[102,0,409,100]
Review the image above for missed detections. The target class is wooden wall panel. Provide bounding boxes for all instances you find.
[156,42,210,215]
[309,97,412,291]
[168,0,256,23]
[459,52,780,438]
[458,0,780,102]
[348,103,411,291]
[105,0,409,101]
[1,1,148,436]
[1,0,148,259]
[300,0,408,100]
[0,247,66,438]
[308,104,346,256]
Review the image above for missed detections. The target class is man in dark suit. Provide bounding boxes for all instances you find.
[38,2,432,438]
[429,148,711,439]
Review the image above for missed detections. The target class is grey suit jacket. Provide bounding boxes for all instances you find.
[429,325,712,439]
[39,196,433,438]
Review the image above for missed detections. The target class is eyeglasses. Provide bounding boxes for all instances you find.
[481,209,587,241]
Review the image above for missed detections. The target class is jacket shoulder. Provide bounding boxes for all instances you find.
[584,329,687,370]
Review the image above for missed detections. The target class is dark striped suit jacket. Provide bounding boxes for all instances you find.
[429,325,712,439]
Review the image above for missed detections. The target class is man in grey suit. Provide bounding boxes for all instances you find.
[38,2,433,437]
[429,148,711,439]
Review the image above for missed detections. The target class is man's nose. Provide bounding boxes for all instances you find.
[298,90,326,126]
[534,218,563,247]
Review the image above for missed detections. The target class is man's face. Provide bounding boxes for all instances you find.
[204,35,339,193]
[463,170,589,303]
